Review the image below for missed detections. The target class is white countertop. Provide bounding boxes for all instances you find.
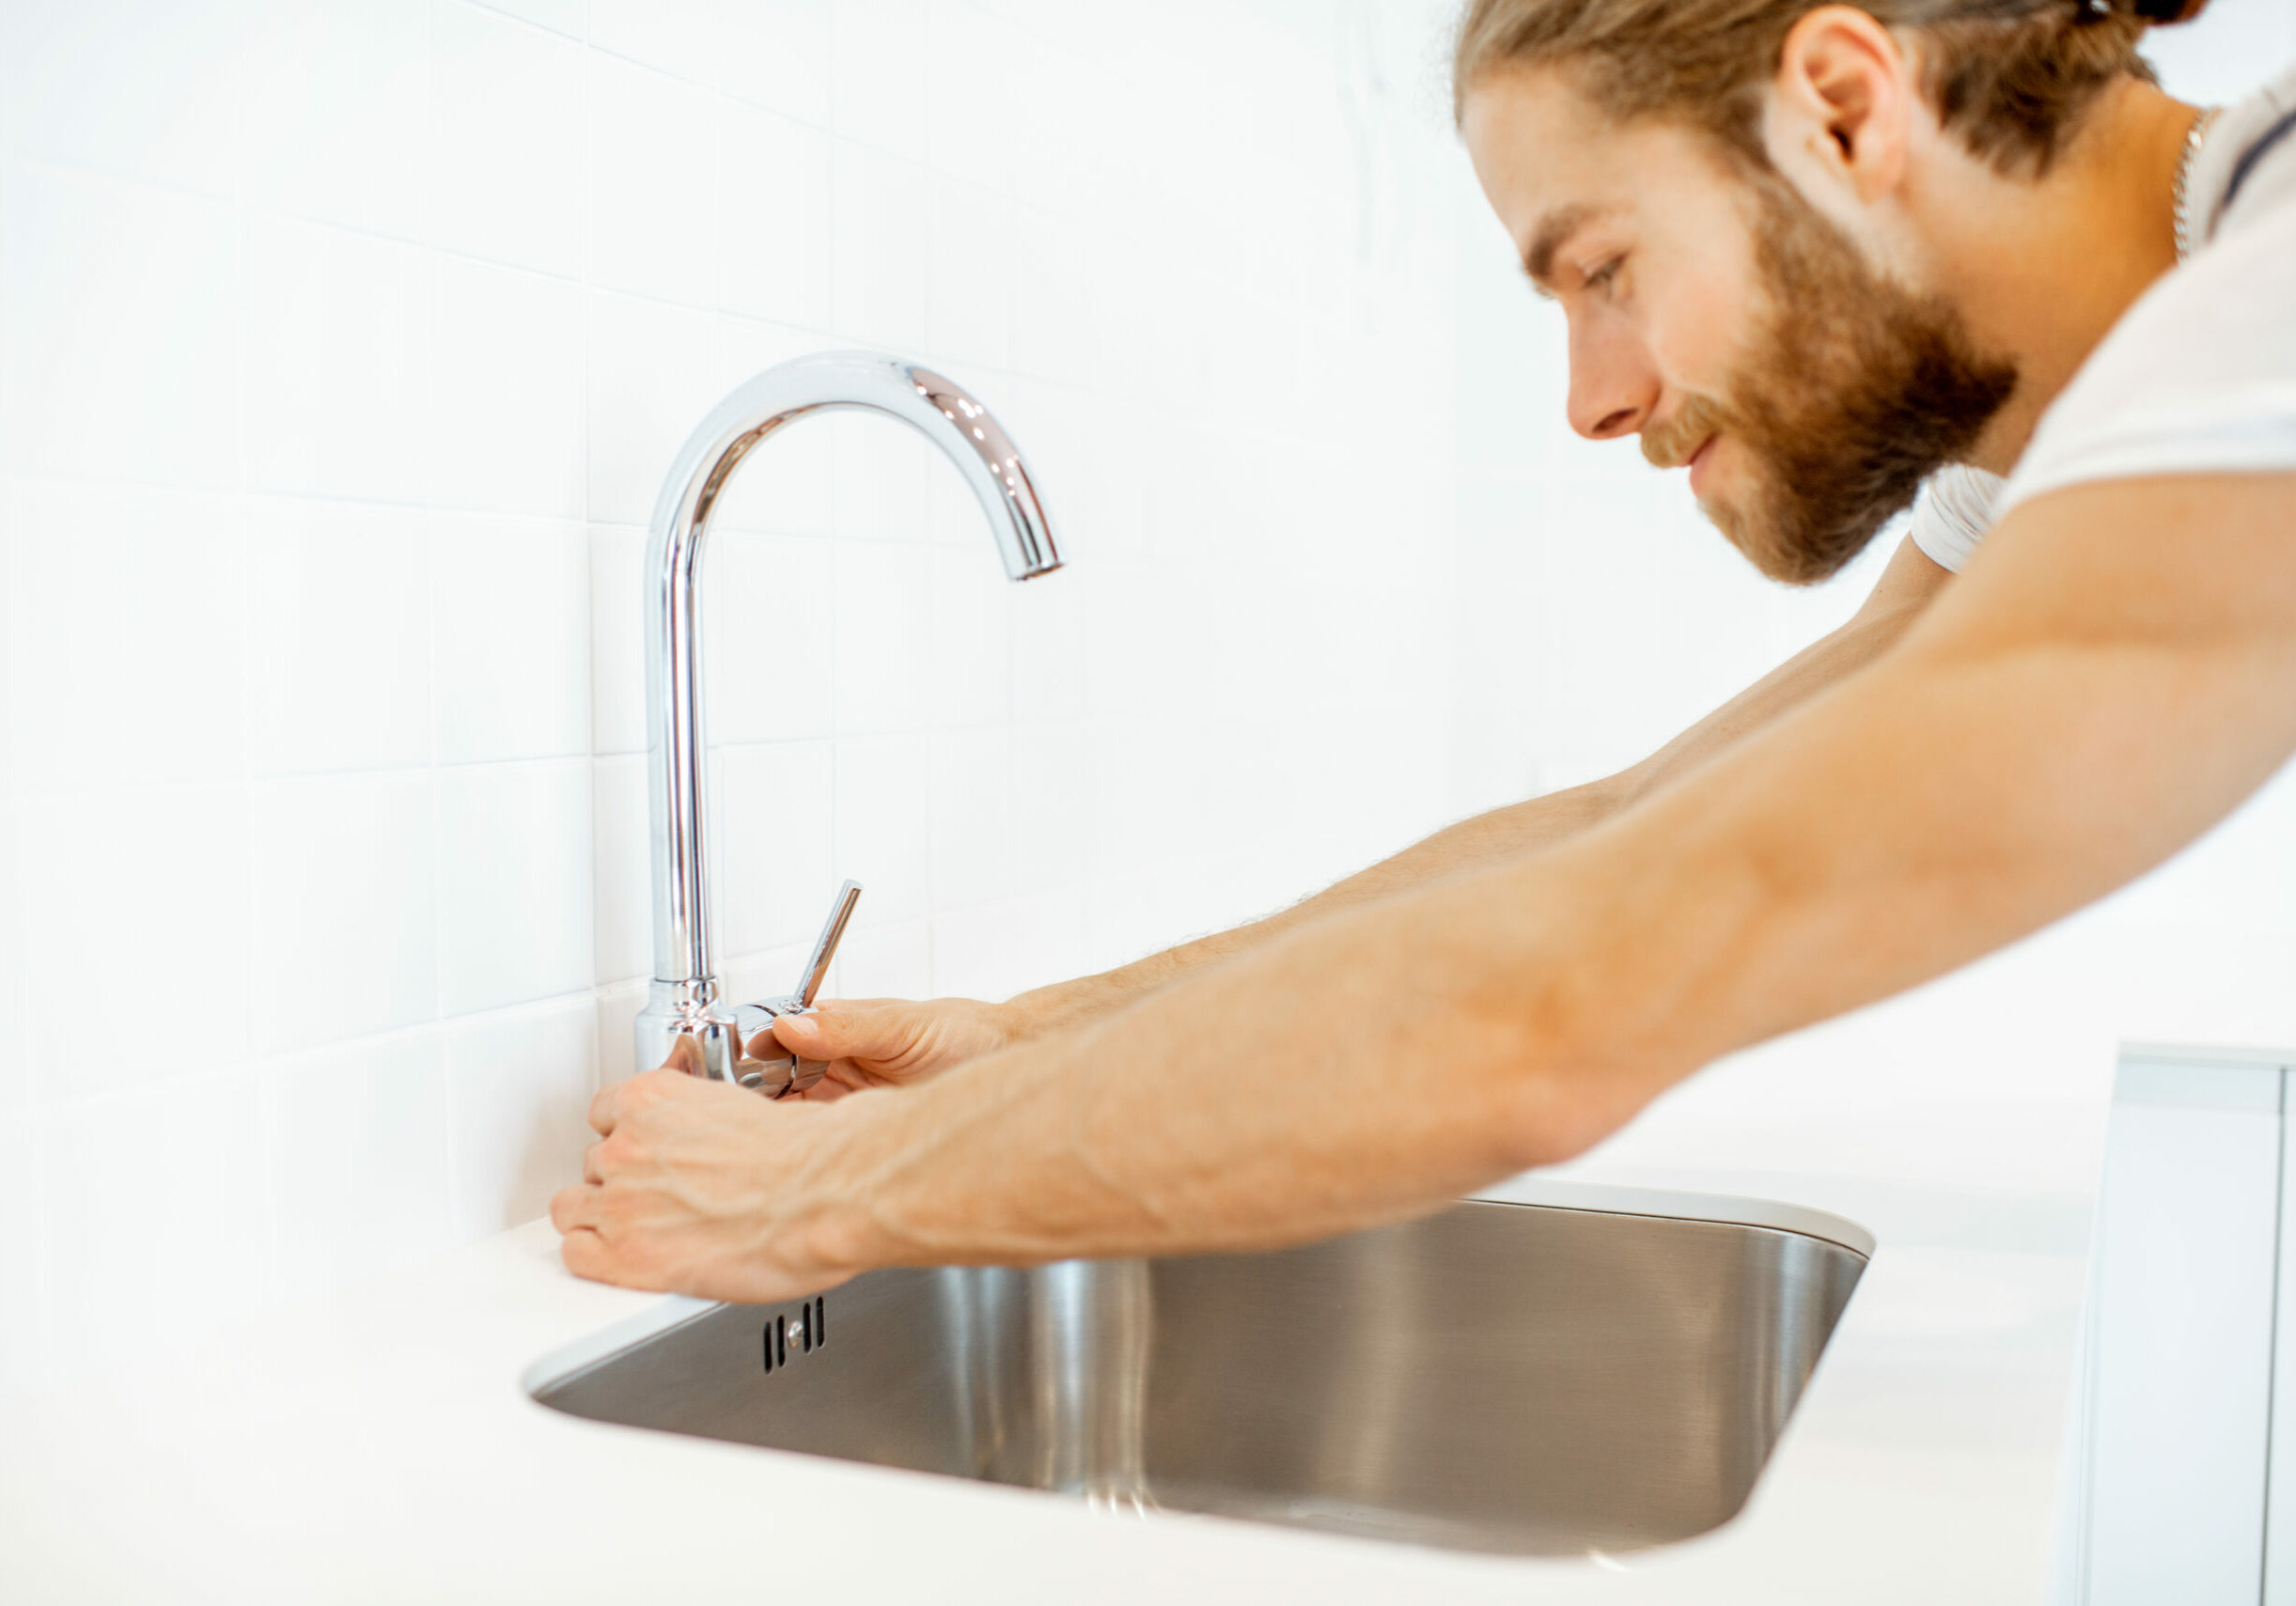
[0,934,2142,1604]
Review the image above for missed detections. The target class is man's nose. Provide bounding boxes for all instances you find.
[1566,316,1659,442]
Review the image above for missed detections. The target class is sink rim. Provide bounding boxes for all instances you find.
[519,1177,1873,1400]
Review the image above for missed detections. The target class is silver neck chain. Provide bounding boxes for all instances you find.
[2175,105,2219,263]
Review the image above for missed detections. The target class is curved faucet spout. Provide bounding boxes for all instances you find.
[637,351,1062,1083]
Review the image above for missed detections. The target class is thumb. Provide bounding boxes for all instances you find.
[768,999,904,1061]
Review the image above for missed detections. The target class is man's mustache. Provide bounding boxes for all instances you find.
[1641,393,1729,471]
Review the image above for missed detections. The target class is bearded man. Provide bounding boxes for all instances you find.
[554,0,2296,1304]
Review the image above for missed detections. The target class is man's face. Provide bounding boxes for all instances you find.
[1461,68,2016,584]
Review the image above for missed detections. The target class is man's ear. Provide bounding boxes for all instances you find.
[1765,5,1915,203]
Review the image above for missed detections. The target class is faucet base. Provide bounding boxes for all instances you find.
[635,977,805,1094]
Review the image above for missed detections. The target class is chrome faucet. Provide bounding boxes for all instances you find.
[634,351,1062,1092]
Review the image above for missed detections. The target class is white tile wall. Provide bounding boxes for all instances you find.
[30,0,2276,1397]
[0,0,1472,1383]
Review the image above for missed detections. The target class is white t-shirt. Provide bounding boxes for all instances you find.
[1908,62,2296,573]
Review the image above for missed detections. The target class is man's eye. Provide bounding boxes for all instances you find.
[1584,257,1624,292]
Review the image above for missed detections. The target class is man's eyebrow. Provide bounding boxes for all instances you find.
[1522,204,1603,291]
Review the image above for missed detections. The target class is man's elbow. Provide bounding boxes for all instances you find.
[1460,1024,1655,1177]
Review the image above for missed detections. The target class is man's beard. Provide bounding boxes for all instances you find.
[1642,173,2018,586]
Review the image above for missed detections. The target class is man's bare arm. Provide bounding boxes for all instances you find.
[557,473,2296,1300]
[773,535,1950,1082]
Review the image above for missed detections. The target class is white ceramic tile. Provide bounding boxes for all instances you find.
[717,101,833,329]
[431,2,586,279]
[5,480,248,786]
[931,890,1084,1002]
[17,784,251,1094]
[432,512,591,763]
[437,759,594,1015]
[241,0,431,239]
[244,497,430,775]
[38,1074,270,1379]
[828,141,929,351]
[268,1028,454,1303]
[586,49,720,306]
[833,734,931,924]
[588,0,718,86]
[706,531,835,742]
[829,0,929,161]
[830,411,932,543]
[826,913,931,999]
[0,791,21,1117]
[718,0,833,124]
[593,976,648,1083]
[244,215,433,502]
[588,523,649,756]
[831,540,935,732]
[0,1115,40,1395]
[922,435,984,546]
[444,995,598,1237]
[716,739,835,957]
[1088,713,1191,877]
[926,177,1011,373]
[0,164,242,487]
[590,754,651,985]
[586,289,805,526]
[1005,205,1094,381]
[0,0,258,198]
[922,0,1021,184]
[467,0,587,39]
[719,939,809,1013]
[250,772,438,1055]
[926,537,1013,728]
[929,726,1012,911]
[994,29,1104,221]
[1007,719,1090,896]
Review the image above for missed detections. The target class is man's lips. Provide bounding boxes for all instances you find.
[1685,434,1719,496]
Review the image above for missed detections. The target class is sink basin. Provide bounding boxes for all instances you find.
[528,1187,1866,1558]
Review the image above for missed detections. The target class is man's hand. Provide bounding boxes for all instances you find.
[754,996,1018,1099]
[549,1062,860,1302]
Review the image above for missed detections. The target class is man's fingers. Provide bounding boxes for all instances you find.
[551,1183,599,1234]
[589,1063,696,1135]
[559,1224,615,1283]
[586,1082,622,1137]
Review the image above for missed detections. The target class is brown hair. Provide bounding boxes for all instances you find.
[1454,0,2210,175]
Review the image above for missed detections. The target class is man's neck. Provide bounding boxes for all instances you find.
[1917,80,2202,476]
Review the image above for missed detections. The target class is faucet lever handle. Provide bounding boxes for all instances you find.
[730,880,863,1099]
[792,879,862,1010]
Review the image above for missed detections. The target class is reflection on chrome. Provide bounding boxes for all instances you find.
[633,351,1062,1086]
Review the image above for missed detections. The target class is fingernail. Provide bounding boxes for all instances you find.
[781,1013,820,1038]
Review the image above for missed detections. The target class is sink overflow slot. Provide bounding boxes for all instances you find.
[762,1299,827,1374]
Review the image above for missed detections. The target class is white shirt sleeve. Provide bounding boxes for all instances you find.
[1994,197,2296,524]
[1908,465,2004,574]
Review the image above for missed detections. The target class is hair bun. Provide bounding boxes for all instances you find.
[2077,0,2209,21]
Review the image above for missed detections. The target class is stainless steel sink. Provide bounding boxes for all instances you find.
[529,1190,1866,1557]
